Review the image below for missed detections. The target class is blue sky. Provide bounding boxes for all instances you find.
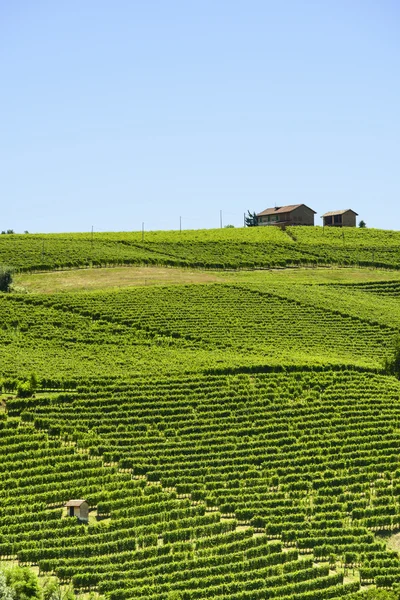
[1,1,399,233]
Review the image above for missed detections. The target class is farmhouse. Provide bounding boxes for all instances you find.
[322,210,358,227]
[256,204,316,226]
[65,499,89,522]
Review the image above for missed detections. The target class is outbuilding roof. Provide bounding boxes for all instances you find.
[257,204,316,217]
[66,499,87,507]
[321,209,358,217]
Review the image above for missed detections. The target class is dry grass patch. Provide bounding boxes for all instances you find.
[379,531,400,553]
[13,265,400,295]
[14,266,226,294]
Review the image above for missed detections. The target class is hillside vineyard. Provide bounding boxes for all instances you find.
[3,226,400,271]
[2,226,400,599]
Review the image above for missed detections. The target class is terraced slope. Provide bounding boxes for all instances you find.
[1,237,400,599]
[5,370,400,598]
[2,226,400,271]
[335,280,400,298]
[0,280,395,381]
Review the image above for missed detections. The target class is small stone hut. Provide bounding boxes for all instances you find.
[65,499,89,522]
[322,209,358,227]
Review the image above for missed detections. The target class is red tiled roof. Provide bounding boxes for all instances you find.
[257,204,316,217]
[322,209,358,217]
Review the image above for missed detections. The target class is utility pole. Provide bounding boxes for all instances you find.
[41,240,45,262]
[180,216,182,232]
[220,210,223,229]
[244,212,246,227]
[142,222,145,242]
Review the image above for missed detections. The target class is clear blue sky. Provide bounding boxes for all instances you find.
[1,1,399,233]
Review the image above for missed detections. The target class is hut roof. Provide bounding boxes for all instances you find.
[321,209,358,217]
[66,499,87,507]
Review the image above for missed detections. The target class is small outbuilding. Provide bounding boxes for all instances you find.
[256,204,316,227]
[65,499,89,522]
[322,209,358,227]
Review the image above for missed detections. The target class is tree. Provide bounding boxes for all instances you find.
[0,572,14,600]
[359,220,367,228]
[1,568,78,600]
[5,566,41,600]
[42,579,76,600]
[29,372,38,391]
[16,378,37,398]
[384,337,400,379]
[0,266,13,292]
[245,210,258,227]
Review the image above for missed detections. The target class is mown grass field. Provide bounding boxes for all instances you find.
[1,227,400,600]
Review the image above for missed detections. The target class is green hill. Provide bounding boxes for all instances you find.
[2,225,400,271]
[1,228,400,599]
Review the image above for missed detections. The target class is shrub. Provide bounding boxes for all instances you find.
[0,266,13,292]
[16,381,34,398]
[0,572,14,600]
[384,337,400,379]
[5,565,41,600]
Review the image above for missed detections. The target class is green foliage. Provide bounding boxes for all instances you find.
[350,590,399,599]
[1,226,400,271]
[29,373,38,391]
[0,266,13,292]
[0,568,78,600]
[3,231,400,598]
[0,571,14,600]
[244,210,258,227]
[16,381,35,398]
[5,566,41,600]
[359,220,367,228]
[42,579,60,600]
[384,337,400,378]
[15,373,38,398]
[42,579,76,600]
[4,368,400,597]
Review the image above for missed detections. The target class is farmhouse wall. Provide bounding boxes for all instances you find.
[257,204,316,226]
[342,211,357,227]
[290,205,315,226]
